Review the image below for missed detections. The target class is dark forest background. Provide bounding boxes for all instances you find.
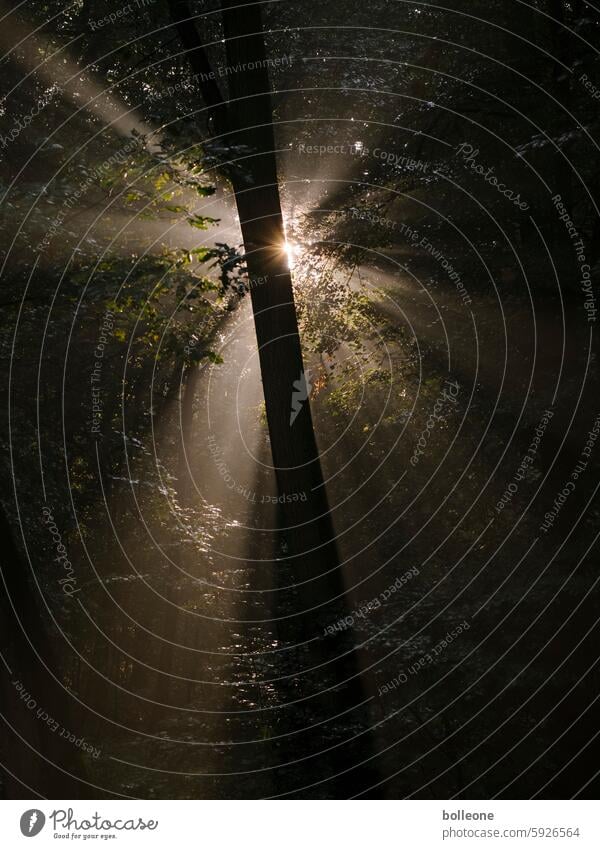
[1,0,600,799]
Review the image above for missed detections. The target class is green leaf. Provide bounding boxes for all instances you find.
[187,215,211,230]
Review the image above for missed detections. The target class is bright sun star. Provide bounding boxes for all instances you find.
[284,240,300,269]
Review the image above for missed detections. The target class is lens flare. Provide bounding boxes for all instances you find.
[284,241,300,269]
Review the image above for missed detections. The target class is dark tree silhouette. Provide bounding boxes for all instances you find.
[168,0,345,619]
[167,4,379,796]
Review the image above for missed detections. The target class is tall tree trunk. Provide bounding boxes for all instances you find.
[168,1,379,795]
[0,506,88,798]
[168,0,344,623]
[218,0,344,610]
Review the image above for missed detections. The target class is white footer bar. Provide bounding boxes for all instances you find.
[0,800,597,848]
